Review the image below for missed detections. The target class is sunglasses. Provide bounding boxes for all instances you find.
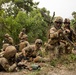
[37,42,42,45]
[55,22,62,24]
[64,22,70,24]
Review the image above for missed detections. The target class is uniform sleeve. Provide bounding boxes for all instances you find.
[0,57,16,72]
[19,32,23,39]
[8,37,14,45]
[22,46,29,56]
[49,28,59,39]
[8,63,16,72]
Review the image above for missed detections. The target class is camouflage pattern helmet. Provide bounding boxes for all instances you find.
[4,46,16,59]
[64,18,70,23]
[35,39,42,45]
[2,43,9,51]
[21,34,28,39]
[22,28,26,32]
[4,33,10,37]
[54,16,63,22]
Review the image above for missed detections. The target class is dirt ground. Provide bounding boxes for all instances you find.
[0,62,76,75]
[1,53,76,75]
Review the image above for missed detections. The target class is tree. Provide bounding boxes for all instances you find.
[0,0,52,48]
[71,11,76,32]
[27,9,48,42]
[72,11,76,19]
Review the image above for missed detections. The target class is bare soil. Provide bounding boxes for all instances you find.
[0,62,76,75]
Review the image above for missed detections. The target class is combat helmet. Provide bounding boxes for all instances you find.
[2,44,9,51]
[64,18,70,23]
[4,33,10,37]
[4,46,16,59]
[22,28,26,32]
[21,34,28,39]
[54,16,63,22]
[35,39,42,45]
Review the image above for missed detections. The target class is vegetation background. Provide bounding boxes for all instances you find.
[0,0,76,49]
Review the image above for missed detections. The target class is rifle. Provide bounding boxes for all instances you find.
[61,28,76,50]
[40,10,55,26]
[40,10,55,38]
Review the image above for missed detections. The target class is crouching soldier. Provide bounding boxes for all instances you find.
[45,16,64,59]
[3,33,14,45]
[15,34,29,52]
[21,39,44,62]
[19,28,28,43]
[22,39,50,62]
[19,33,29,52]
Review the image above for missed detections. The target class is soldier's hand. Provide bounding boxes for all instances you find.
[64,29,70,34]
[58,29,63,34]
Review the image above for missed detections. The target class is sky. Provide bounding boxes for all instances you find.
[33,0,76,19]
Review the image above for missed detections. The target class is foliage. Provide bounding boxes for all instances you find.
[27,9,48,42]
[0,0,53,49]
[71,11,76,31]
[50,59,58,67]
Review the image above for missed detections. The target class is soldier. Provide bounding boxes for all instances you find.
[16,29,29,52]
[2,43,9,51]
[18,33,29,52]
[45,16,64,59]
[63,18,72,41]
[0,45,17,72]
[19,28,26,39]
[63,18,76,53]
[20,34,28,42]
[19,28,28,42]
[3,33,14,45]
[22,39,43,62]
[19,40,29,52]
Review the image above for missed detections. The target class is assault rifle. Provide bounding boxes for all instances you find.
[40,10,55,26]
[40,10,55,38]
[61,28,76,50]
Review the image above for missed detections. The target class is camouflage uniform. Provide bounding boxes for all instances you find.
[19,28,28,42]
[0,45,17,72]
[19,41,29,52]
[63,18,75,53]
[2,43,9,51]
[19,28,26,39]
[15,39,29,65]
[3,33,14,45]
[45,16,64,59]
[0,57,17,72]
[17,30,29,52]
[22,39,43,62]
[20,34,28,42]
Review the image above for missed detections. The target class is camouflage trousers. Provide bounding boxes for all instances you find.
[64,42,73,54]
[45,43,65,60]
[60,40,73,54]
